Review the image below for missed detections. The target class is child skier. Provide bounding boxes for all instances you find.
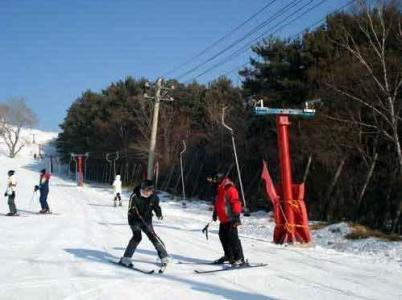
[112,174,122,207]
[119,179,169,268]
[34,169,51,214]
[211,172,245,266]
[4,170,18,216]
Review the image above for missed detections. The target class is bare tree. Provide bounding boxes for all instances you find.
[0,97,37,158]
[325,0,402,231]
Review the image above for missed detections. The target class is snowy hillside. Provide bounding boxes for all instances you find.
[0,131,401,300]
[0,127,58,158]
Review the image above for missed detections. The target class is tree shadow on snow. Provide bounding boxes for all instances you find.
[64,248,118,265]
[65,248,274,300]
[162,273,275,300]
[21,160,50,174]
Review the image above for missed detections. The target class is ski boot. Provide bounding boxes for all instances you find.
[230,258,247,268]
[118,257,133,268]
[212,256,228,265]
[159,256,170,273]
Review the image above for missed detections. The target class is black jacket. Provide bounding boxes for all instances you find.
[128,186,162,225]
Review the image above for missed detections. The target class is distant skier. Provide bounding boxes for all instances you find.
[34,168,51,214]
[211,172,245,266]
[4,170,18,216]
[119,179,169,268]
[112,174,122,207]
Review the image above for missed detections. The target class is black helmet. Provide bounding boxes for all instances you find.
[8,170,15,176]
[140,179,154,190]
[40,168,46,174]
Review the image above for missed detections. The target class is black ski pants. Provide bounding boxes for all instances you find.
[219,222,244,262]
[123,222,168,259]
[39,191,49,210]
[7,192,17,214]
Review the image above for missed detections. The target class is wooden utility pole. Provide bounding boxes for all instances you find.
[146,78,174,180]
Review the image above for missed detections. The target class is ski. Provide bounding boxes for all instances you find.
[177,261,227,266]
[158,264,167,274]
[194,263,267,274]
[110,261,155,274]
[36,211,59,215]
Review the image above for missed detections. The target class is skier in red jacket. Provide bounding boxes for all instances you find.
[211,172,245,266]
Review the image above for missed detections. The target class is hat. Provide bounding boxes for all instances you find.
[8,170,15,176]
[40,169,46,174]
[140,179,154,190]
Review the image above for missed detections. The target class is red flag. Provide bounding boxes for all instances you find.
[261,160,279,205]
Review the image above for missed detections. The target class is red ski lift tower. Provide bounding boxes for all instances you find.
[71,153,89,187]
[255,99,319,244]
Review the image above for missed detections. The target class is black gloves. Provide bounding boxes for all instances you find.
[157,215,163,220]
[4,192,7,197]
[231,214,241,228]
[212,210,217,222]
[34,185,39,192]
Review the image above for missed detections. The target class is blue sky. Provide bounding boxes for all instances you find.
[0,0,350,131]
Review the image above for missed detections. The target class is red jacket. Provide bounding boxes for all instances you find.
[214,177,242,223]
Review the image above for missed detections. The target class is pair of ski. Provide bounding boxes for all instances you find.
[112,260,267,275]
[178,260,268,274]
[111,260,167,274]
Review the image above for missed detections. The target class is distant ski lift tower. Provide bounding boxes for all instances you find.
[71,153,89,186]
[255,99,320,244]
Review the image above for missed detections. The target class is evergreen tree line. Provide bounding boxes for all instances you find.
[57,2,402,233]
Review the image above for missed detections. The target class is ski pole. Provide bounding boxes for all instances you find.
[28,190,36,210]
[202,221,212,240]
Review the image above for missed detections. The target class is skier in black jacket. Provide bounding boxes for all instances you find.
[119,179,169,267]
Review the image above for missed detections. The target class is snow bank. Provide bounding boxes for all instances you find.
[313,222,402,264]
[164,198,402,265]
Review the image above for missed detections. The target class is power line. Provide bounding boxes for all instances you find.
[218,0,356,81]
[163,0,279,77]
[186,0,324,82]
[175,0,308,81]
[187,0,356,82]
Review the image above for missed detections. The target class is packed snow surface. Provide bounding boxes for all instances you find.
[0,133,401,300]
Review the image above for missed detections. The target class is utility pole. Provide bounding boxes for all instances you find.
[147,78,162,180]
[146,77,174,180]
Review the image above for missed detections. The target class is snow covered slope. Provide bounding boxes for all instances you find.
[0,136,401,299]
[0,127,58,157]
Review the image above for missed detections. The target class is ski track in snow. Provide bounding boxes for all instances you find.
[0,155,401,300]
